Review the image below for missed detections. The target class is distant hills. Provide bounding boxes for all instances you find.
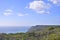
[27,25,60,33]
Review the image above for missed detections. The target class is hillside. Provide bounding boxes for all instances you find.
[27,25,60,33]
[27,25,60,40]
[0,25,60,40]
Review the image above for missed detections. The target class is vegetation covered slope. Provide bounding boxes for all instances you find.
[0,25,60,40]
[27,25,60,33]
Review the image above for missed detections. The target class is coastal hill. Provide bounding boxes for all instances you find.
[0,25,60,40]
[27,25,60,33]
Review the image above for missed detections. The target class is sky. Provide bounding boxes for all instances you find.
[0,0,60,26]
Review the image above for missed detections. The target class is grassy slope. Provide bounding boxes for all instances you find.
[0,25,60,40]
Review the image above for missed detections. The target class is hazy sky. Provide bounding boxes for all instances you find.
[0,0,60,26]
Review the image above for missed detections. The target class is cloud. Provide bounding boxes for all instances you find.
[27,0,51,14]
[3,9,29,16]
[17,13,24,16]
[3,13,12,16]
[17,13,28,16]
[3,9,13,16]
[5,9,13,12]
[37,10,50,14]
[48,0,60,5]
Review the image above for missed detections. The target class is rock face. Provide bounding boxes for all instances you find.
[27,25,60,33]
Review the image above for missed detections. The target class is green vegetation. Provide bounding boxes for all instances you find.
[0,25,60,40]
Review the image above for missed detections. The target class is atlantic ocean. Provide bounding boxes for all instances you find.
[0,26,30,33]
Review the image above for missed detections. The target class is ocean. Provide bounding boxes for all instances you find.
[0,26,30,33]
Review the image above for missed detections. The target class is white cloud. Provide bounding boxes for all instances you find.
[37,10,50,14]
[27,0,51,14]
[48,0,60,5]
[5,9,13,12]
[18,13,24,16]
[3,9,13,16]
[3,12,12,16]
[17,13,28,16]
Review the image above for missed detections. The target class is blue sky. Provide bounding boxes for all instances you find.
[0,0,60,26]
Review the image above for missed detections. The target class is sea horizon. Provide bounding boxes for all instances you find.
[0,26,30,33]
